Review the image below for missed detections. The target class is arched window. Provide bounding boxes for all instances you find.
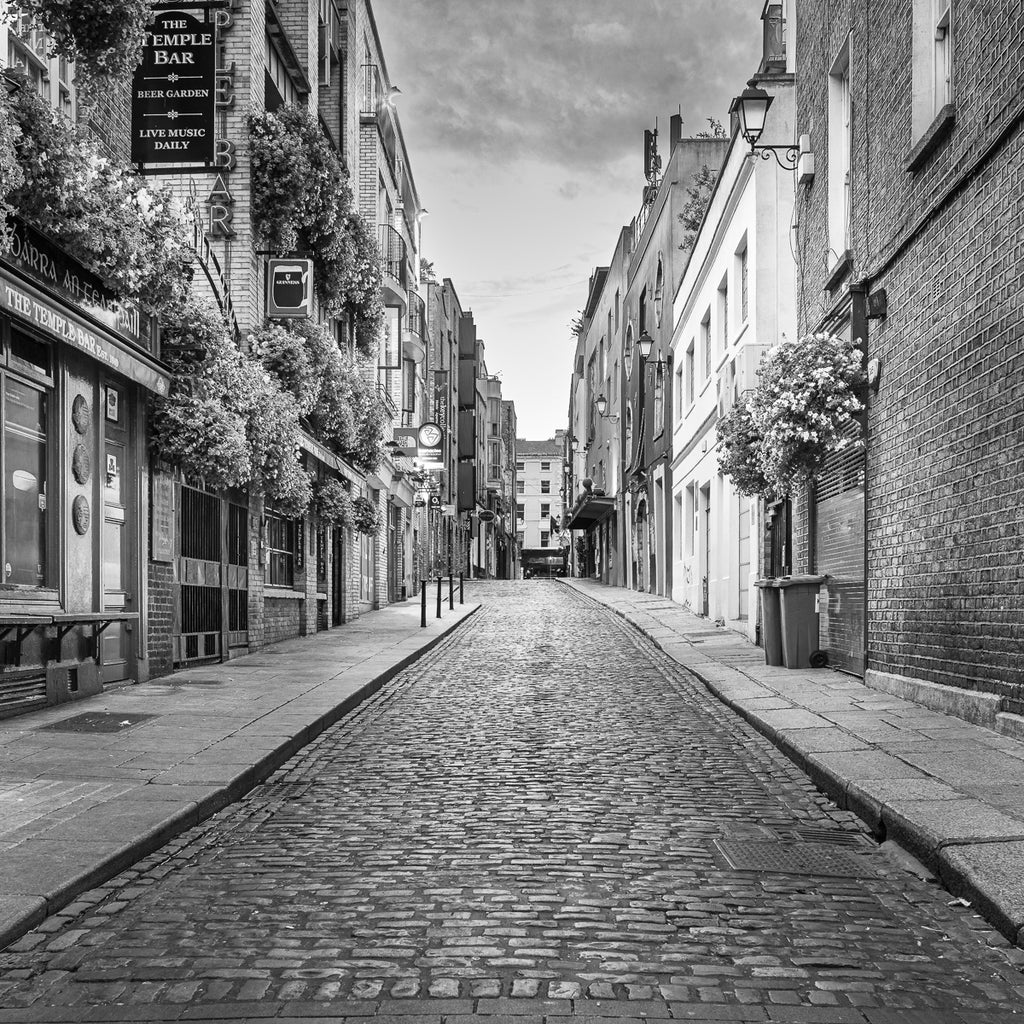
[624,323,634,364]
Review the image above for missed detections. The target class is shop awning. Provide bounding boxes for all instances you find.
[565,494,615,530]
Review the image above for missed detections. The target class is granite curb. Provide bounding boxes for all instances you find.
[560,579,1024,949]
[0,603,481,953]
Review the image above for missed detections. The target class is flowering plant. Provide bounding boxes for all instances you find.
[1,85,192,310]
[6,0,150,96]
[351,495,379,536]
[717,333,864,497]
[312,477,353,527]
[248,105,351,255]
[716,397,772,498]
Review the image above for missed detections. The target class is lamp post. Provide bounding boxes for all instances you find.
[729,79,799,170]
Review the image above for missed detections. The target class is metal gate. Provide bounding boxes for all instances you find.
[175,485,249,667]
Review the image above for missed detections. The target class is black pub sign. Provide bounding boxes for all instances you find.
[131,9,217,166]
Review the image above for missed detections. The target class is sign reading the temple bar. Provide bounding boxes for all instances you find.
[266,259,314,318]
[131,9,217,166]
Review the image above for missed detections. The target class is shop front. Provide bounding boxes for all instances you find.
[0,220,168,717]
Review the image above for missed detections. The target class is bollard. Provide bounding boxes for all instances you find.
[459,573,464,605]
[449,573,454,610]
[436,576,442,619]
[420,580,427,628]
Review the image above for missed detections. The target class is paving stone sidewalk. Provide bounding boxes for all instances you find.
[561,578,1024,950]
[0,597,480,952]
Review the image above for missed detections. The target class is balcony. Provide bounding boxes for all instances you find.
[404,290,426,363]
[378,223,409,310]
[759,4,786,72]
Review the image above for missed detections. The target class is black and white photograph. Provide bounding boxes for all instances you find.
[0,1,1021,1022]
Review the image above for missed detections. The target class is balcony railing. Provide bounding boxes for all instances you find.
[407,291,425,339]
[361,63,382,116]
[378,224,408,290]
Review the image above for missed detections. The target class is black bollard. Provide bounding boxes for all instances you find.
[420,580,427,628]
[459,573,464,604]
[436,576,442,618]
[449,573,454,610]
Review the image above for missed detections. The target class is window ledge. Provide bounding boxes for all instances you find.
[905,104,956,174]
[264,586,305,600]
[824,249,853,293]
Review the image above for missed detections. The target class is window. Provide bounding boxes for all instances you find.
[912,1,953,142]
[717,275,729,355]
[541,461,550,471]
[540,530,550,548]
[516,460,524,471]
[828,38,852,259]
[675,363,685,423]
[516,503,525,520]
[266,514,299,587]
[654,257,664,328]
[738,243,749,323]
[541,503,550,518]
[614,289,620,330]
[653,362,665,438]
[624,323,634,364]
[2,332,50,586]
[7,13,75,115]
[516,480,524,494]
[638,286,648,335]
[541,480,550,494]
[686,341,695,407]
[701,311,711,379]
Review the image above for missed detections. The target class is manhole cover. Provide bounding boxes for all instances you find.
[39,711,156,733]
[713,839,873,878]
[779,826,871,848]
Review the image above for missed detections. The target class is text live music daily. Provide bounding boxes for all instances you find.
[131,11,217,165]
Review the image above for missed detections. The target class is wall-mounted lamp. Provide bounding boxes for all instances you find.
[595,395,618,423]
[636,331,671,371]
[570,434,581,452]
[729,80,799,170]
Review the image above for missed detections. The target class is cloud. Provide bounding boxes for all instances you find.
[558,181,582,200]
[375,0,762,176]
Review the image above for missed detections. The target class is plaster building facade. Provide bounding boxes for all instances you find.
[670,32,797,642]
[517,434,567,578]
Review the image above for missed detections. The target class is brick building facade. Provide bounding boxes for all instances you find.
[792,0,1024,717]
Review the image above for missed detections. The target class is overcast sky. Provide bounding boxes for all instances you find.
[373,1,763,440]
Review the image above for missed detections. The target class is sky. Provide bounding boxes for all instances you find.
[373,0,763,440]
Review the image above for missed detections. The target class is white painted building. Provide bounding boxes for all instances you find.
[670,64,798,641]
[516,434,567,576]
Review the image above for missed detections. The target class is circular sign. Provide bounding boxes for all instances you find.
[418,422,442,448]
[478,510,495,523]
[72,444,92,485]
[72,495,91,535]
[71,395,91,435]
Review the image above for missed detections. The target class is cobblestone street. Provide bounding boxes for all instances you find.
[1,582,1022,1023]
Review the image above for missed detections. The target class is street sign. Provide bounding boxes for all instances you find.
[392,427,418,457]
[417,421,443,463]
[478,510,495,523]
[131,10,217,167]
[266,260,313,317]
[428,494,441,509]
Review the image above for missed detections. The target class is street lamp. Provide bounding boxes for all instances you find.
[595,395,619,423]
[636,331,671,372]
[730,79,799,170]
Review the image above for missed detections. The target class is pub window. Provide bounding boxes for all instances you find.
[1,329,52,588]
[266,513,299,587]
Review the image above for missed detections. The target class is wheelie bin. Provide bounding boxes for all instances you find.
[777,574,827,669]
[754,579,784,666]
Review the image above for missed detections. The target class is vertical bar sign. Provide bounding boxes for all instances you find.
[132,9,216,166]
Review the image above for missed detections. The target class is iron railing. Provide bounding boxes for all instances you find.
[407,291,425,339]
[378,224,408,289]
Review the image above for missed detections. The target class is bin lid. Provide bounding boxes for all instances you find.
[753,578,783,589]
[776,574,827,588]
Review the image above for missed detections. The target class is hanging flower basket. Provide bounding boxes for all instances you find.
[313,477,353,527]
[716,333,865,498]
[351,495,379,536]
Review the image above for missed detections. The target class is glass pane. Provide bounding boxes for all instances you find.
[5,378,46,434]
[103,519,123,593]
[5,428,46,586]
[10,330,50,377]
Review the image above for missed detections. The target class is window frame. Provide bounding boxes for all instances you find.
[265,512,301,588]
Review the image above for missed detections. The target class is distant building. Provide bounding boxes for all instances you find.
[516,434,568,577]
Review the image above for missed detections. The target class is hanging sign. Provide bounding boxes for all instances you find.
[131,9,217,166]
[391,427,419,457]
[266,259,314,317]
[417,421,444,464]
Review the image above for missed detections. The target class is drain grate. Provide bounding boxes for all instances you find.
[39,711,156,733]
[776,826,872,848]
[713,838,873,878]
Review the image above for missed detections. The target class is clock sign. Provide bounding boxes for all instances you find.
[417,421,444,463]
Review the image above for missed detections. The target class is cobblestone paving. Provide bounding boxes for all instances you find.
[1,582,1022,1022]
